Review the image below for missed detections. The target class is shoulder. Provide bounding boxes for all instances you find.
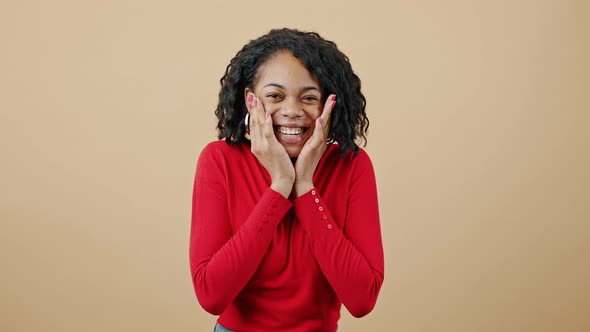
[318,144,375,179]
[199,140,230,154]
[198,140,249,158]
[196,141,250,170]
[324,144,373,166]
[195,141,253,180]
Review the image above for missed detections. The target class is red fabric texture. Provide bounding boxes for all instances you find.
[190,141,384,332]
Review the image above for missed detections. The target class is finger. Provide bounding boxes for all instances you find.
[252,95,266,129]
[253,96,267,144]
[320,94,336,136]
[262,110,275,139]
[251,112,263,145]
[247,95,266,144]
[246,93,257,127]
[246,93,262,126]
[246,94,258,141]
[321,94,336,121]
[306,116,323,149]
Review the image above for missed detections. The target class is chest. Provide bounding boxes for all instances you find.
[222,151,351,285]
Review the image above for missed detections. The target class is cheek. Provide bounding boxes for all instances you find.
[306,105,323,119]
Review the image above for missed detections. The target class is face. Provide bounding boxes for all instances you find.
[245,51,323,158]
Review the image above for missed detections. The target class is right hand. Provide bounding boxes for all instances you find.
[247,93,295,198]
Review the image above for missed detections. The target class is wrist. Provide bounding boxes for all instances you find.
[271,179,294,199]
[294,181,314,198]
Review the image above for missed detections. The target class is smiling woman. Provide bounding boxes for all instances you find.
[245,51,324,158]
[189,28,384,332]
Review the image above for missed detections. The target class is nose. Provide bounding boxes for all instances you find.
[277,97,304,118]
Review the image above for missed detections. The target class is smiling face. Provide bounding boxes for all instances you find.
[245,51,324,158]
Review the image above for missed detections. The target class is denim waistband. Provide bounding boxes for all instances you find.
[213,323,234,332]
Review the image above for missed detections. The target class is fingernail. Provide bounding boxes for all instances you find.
[248,94,253,102]
[319,117,323,125]
[332,95,337,101]
[265,112,269,119]
[331,100,337,109]
[254,98,258,106]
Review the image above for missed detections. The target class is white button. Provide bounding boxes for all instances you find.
[322,215,328,220]
[314,198,319,203]
[327,224,333,229]
[318,206,324,211]
[311,190,316,195]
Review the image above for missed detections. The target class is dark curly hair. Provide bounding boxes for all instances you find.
[215,28,368,157]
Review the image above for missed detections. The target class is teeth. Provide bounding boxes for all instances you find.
[276,126,305,135]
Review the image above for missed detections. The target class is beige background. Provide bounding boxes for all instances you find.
[1,0,589,331]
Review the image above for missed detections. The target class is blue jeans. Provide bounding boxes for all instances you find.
[213,323,234,332]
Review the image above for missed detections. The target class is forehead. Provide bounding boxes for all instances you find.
[255,51,320,89]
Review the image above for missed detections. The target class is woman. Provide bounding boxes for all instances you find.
[190,28,384,332]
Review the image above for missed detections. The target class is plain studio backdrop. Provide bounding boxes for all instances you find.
[1,1,588,331]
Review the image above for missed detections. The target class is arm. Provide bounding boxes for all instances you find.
[189,143,292,315]
[293,150,384,317]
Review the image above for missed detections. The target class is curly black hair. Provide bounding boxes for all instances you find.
[215,28,368,157]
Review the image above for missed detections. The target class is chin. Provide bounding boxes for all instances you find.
[284,145,303,159]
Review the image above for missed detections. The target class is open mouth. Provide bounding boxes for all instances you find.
[273,126,308,136]
[273,125,310,145]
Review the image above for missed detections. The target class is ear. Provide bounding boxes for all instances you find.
[244,88,253,104]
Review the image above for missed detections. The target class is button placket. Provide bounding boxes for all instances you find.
[311,188,330,228]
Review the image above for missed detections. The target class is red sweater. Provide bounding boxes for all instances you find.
[190,141,384,332]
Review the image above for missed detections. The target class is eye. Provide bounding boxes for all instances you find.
[266,93,282,100]
[302,96,319,102]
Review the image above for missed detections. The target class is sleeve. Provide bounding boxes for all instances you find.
[189,143,292,315]
[292,150,384,318]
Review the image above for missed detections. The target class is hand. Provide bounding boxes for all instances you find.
[293,94,337,197]
[247,93,295,198]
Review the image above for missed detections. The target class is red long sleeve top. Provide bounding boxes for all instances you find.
[189,141,384,332]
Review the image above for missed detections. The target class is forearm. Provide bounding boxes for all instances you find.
[190,188,292,315]
[293,188,384,317]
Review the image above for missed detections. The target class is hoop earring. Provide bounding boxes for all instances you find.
[244,113,250,134]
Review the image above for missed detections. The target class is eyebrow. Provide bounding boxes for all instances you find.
[263,83,320,93]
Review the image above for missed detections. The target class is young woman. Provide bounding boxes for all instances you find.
[190,28,384,332]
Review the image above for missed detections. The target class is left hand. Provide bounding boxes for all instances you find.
[293,94,337,197]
